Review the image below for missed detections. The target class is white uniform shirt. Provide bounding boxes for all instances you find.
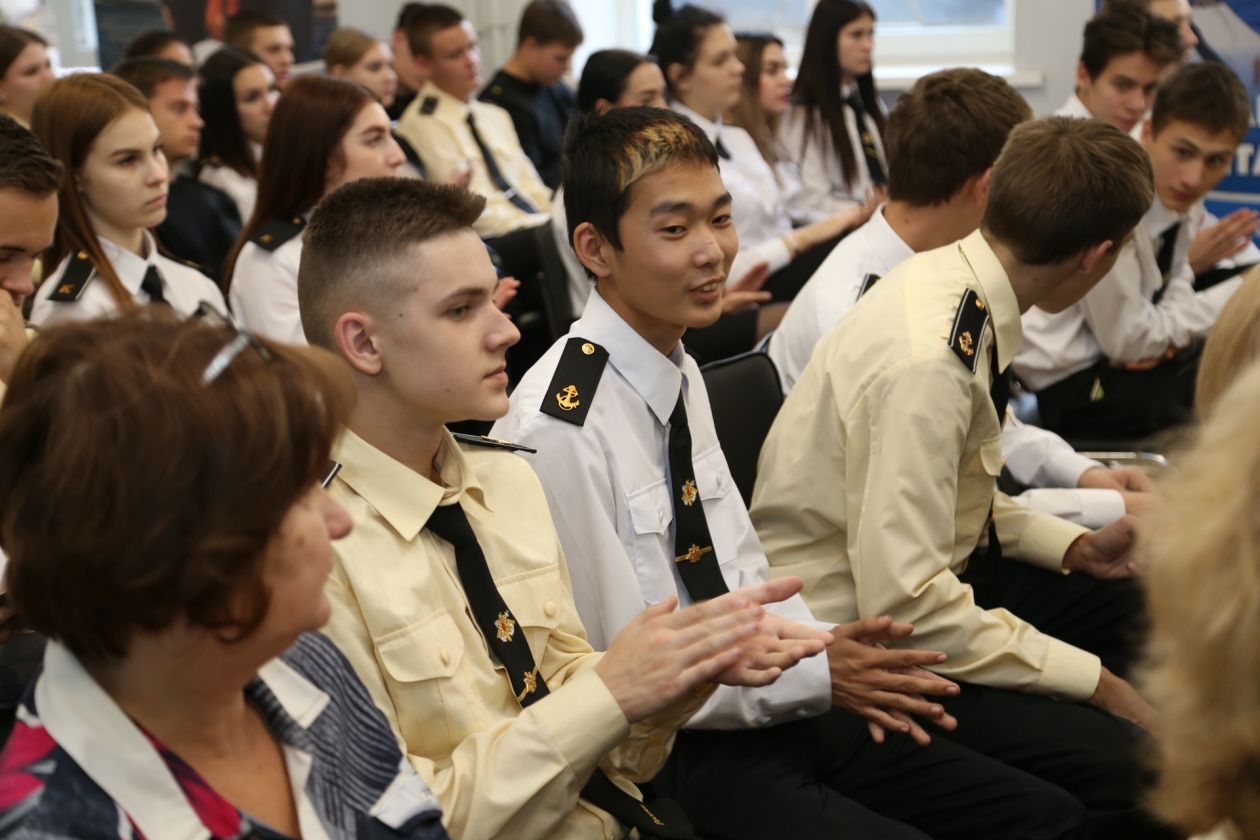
[768,206,1123,528]
[228,233,306,345]
[778,84,886,224]
[671,102,794,287]
[198,159,259,225]
[30,232,225,326]
[493,289,833,730]
[1055,94,1094,121]
[1016,197,1242,391]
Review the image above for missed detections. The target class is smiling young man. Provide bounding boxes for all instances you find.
[493,106,1114,840]
[752,116,1179,837]
[298,176,831,840]
[1019,63,1252,441]
[111,56,242,284]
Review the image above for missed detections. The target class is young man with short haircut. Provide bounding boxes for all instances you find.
[111,56,242,284]
[494,106,1116,840]
[1019,62,1253,441]
[298,176,830,840]
[479,0,584,189]
[1060,1,1181,135]
[752,116,1177,837]
[224,8,296,85]
[770,68,1153,528]
[388,2,427,121]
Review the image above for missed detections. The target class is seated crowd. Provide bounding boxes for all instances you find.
[1,0,1260,838]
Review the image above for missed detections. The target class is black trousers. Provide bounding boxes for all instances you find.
[652,709,1090,840]
[762,232,846,303]
[1034,348,1200,444]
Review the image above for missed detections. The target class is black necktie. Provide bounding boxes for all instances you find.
[667,392,729,602]
[465,112,538,214]
[845,89,887,188]
[424,502,699,840]
[984,340,1013,566]
[714,135,731,161]
[1155,222,1181,279]
[140,265,169,306]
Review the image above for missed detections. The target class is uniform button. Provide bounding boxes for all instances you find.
[439,647,451,666]
[544,600,557,617]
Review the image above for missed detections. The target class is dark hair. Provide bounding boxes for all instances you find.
[518,0,584,48]
[984,117,1152,266]
[885,68,1031,207]
[300,178,487,347]
[0,313,355,664]
[395,2,426,31]
[110,55,194,98]
[793,0,881,190]
[577,49,654,113]
[649,1,724,99]
[0,26,47,79]
[727,32,784,170]
[224,7,289,52]
[224,75,375,288]
[0,114,61,197]
[32,74,152,310]
[1151,62,1250,143]
[197,48,264,179]
[1080,0,1182,80]
[563,106,718,260]
[404,4,465,57]
[123,29,189,61]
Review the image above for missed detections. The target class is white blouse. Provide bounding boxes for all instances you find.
[199,144,262,224]
[228,233,307,345]
[778,83,887,224]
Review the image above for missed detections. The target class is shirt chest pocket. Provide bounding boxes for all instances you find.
[374,610,473,760]
[497,564,565,667]
[957,435,1005,547]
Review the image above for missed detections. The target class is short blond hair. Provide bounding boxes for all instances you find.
[1195,265,1260,422]
[323,27,377,71]
[1144,357,1260,835]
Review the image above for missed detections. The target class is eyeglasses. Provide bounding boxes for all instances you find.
[193,301,273,384]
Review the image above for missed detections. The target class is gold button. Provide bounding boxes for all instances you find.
[293,217,302,224]
[76,251,88,260]
[544,600,557,617]
[439,646,451,666]
[581,343,595,355]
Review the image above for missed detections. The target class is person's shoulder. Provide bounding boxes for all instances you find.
[174,175,242,218]
[247,215,307,255]
[515,334,612,432]
[470,97,518,132]
[549,80,576,108]
[478,69,524,105]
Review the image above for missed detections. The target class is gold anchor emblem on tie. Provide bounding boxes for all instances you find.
[675,544,713,564]
[959,331,974,356]
[556,384,580,411]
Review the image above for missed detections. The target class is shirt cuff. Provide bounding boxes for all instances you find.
[1045,450,1103,489]
[531,667,632,775]
[1016,513,1089,574]
[1035,638,1102,702]
[1074,489,1127,530]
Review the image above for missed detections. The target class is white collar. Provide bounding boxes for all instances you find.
[670,100,721,145]
[863,204,915,271]
[1144,194,1188,239]
[35,641,330,840]
[573,288,685,426]
[97,231,162,296]
[1058,93,1094,120]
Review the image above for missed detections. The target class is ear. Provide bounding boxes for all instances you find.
[414,52,434,76]
[594,98,613,116]
[1075,61,1091,92]
[1140,117,1153,150]
[520,35,539,53]
[667,62,688,96]
[328,64,347,78]
[334,310,384,376]
[970,168,993,205]
[572,221,614,280]
[1076,238,1117,278]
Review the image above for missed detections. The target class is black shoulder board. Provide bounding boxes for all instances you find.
[249,216,306,252]
[540,337,609,427]
[321,461,342,488]
[857,273,881,298]
[452,433,537,454]
[420,96,439,115]
[48,251,95,302]
[947,288,990,373]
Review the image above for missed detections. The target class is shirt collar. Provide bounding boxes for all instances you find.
[420,79,472,118]
[670,100,721,145]
[34,640,331,840]
[1144,193,1187,238]
[958,229,1022,372]
[333,427,489,543]
[98,231,160,295]
[574,288,684,426]
[865,204,915,272]
[1060,93,1094,120]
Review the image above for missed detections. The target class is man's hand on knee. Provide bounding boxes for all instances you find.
[1089,667,1155,732]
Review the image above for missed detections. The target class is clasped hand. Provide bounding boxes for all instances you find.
[594,576,833,724]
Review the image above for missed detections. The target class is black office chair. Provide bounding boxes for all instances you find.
[699,349,785,507]
[532,219,576,342]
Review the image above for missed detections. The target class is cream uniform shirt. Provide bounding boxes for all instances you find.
[769,206,1126,529]
[751,230,1101,702]
[322,429,706,840]
[395,81,551,238]
[29,232,225,326]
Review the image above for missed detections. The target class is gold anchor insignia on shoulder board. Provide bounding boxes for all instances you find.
[494,611,516,642]
[57,284,75,296]
[958,331,974,356]
[675,544,713,564]
[260,234,274,243]
[556,384,580,411]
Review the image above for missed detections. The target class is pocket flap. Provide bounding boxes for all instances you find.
[628,480,672,535]
[497,564,565,630]
[375,610,465,683]
[694,451,732,501]
[979,437,1005,477]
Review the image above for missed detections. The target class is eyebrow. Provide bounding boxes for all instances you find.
[109,146,149,158]
[441,285,489,304]
[649,192,733,218]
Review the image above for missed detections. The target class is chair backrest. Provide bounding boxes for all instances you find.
[699,350,785,507]
[532,219,576,341]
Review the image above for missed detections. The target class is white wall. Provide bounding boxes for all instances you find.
[1014,0,1093,117]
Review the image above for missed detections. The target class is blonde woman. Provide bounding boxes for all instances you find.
[324,27,398,108]
[1144,356,1260,838]
[1194,264,1260,421]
